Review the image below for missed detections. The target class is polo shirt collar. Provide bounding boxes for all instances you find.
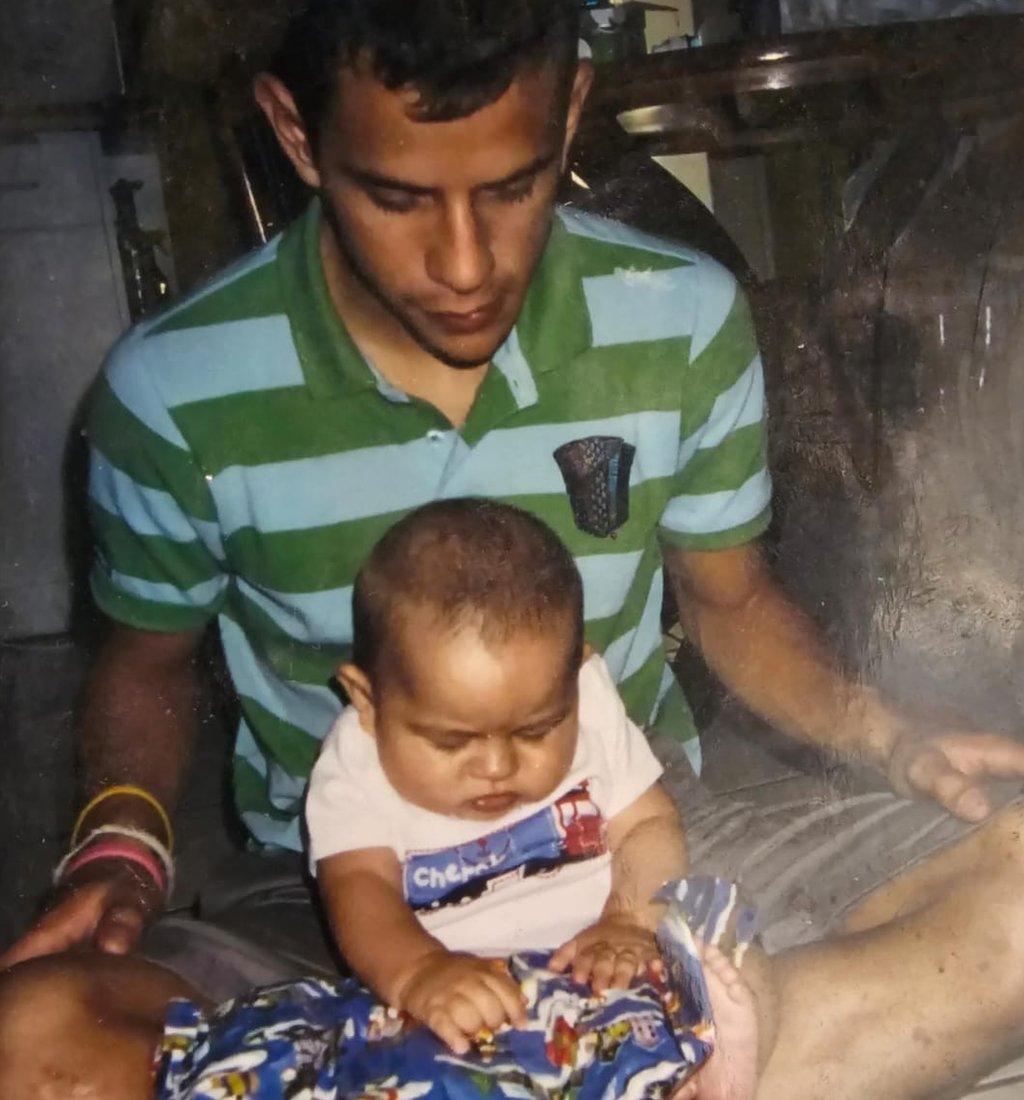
[279,198,592,401]
[514,210,592,377]
[278,198,379,398]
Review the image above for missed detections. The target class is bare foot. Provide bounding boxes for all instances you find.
[674,943,759,1100]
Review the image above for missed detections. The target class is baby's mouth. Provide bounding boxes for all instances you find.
[467,792,518,815]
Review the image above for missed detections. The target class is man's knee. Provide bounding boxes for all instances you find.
[0,951,184,1100]
[962,802,1024,961]
[0,956,97,1099]
[977,801,1024,875]
[0,955,88,1042]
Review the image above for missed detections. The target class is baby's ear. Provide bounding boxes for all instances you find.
[336,663,377,735]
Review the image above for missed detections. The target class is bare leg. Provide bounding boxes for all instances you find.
[0,951,206,1100]
[756,801,1024,1100]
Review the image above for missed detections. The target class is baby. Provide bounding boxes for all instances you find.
[306,498,761,1099]
[0,499,761,1100]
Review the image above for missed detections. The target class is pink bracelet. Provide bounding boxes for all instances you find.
[60,836,168,895]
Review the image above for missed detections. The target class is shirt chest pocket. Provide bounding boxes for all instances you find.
[554,436,636,538]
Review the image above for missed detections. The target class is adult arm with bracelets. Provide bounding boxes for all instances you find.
[0,323,231,967]
[0,622,202,966]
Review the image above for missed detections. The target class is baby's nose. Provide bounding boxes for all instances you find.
[473,736,516,780]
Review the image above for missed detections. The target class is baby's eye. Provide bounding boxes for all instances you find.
[432,735,471,753]
[515,725,553,742]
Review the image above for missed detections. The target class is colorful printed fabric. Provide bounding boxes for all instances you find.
[87,197,770,850]
[154,877,757,1100]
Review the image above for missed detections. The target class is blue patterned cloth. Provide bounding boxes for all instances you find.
[154,877,755,1100]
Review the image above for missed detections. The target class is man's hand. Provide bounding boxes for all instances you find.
[0,859,164,970]
[887,729,1024,822]
[548,915,660,993]
[396,951,526,1054]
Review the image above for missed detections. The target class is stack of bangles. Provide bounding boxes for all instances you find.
[52,785,175,901]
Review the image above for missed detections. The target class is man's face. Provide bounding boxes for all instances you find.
[311,62,584,367]
[370,610,581,820]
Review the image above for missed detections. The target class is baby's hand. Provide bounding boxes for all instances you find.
[549,916,660,993]
[396,951,527,1054]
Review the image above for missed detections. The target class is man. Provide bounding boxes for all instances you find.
[4,2,1024,1096]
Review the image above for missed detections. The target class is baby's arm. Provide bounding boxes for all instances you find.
[318,848,526,1052]
[549,782,686,990]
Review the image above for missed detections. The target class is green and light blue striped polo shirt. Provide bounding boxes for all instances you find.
[87,198,771,849]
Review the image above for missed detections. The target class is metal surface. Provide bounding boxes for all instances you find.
[589,12,1024,153]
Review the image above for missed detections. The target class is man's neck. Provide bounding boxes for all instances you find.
[319,223,488,429]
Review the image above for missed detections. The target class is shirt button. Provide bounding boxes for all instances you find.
[427,429,445,443]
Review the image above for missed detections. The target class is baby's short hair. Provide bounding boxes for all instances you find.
[352,499,583,683]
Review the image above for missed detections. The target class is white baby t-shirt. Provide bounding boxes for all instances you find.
[305,654,664,957]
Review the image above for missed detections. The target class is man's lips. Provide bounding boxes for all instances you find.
[468,792,518,814]
[429,300,501,335]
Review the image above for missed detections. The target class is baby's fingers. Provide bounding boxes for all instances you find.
[427,1008,472,1055]
[481,970,527,1028]
[548,938,578,973]
[584,944,626,992]
[582,944,654,992]
[453,981,517,1035]
[610,948,645,990]
[571,944,603,987]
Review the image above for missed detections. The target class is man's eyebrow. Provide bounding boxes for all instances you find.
[341,151,559,197]
[479,150,559,190]
[343,166,436,196]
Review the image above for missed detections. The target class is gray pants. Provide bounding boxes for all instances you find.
[145,740,1022,1002]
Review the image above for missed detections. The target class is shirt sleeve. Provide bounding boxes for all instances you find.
[659,257,772,552]
[306,714,399,868]
[86,331,227,632]
[581,656,664,820]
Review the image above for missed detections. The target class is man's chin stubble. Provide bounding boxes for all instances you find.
[418,330,511,370]
[375,284,513,369]
[321,198,510,370]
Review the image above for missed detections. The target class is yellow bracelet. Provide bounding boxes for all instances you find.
[71,785,174,852]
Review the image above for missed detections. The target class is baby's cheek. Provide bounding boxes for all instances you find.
[523,747,573,798]
[382,744,451,805]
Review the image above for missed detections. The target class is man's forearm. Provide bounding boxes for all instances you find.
[75,625,204,842]
[672,554,898,768]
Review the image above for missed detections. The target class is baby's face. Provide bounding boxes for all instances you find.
[372,615,580,821]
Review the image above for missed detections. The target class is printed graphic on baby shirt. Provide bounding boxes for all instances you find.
[404,783,607,913]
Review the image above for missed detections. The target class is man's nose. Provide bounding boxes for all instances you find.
[471,736,516,781]
[426,201,493,295]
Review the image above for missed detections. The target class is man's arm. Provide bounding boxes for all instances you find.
[79,623,203,829]
[665,540,1024,820]
[665,541,894,766]
[0,621,203,967]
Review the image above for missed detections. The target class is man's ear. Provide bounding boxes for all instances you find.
[561,61,594,171]
[253,72,322,190]
[336,663,377,735]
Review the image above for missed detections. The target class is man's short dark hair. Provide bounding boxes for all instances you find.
[271,0,579,144]
[352,498,584,685]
